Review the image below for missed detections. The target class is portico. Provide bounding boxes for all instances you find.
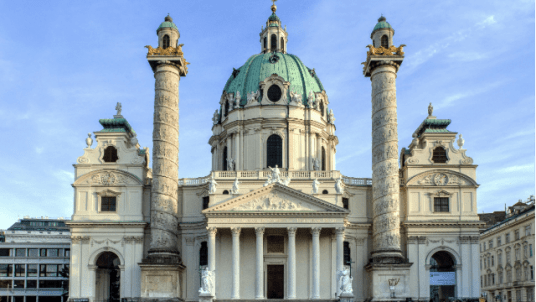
[202,183,349,300]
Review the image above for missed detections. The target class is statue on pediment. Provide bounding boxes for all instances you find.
[312,178,321,194]
[208,174,218,194]
[269,165,281,183]
[335,175,345,194]
[230,177,241,194]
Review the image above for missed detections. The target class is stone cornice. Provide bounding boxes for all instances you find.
[344,221,372,230]
[402,221,485,228]
[178,220,207,231]
[205,212,347,218]
[66,221,147,228]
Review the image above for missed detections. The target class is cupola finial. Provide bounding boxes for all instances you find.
[271,0,277,13]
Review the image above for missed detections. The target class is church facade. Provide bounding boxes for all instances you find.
[67,5,483,302]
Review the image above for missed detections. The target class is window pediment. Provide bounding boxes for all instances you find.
[74,169,143,186]
[407,169,478,187]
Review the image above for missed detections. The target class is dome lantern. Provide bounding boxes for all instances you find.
[371,16,395,48]
[259,0,288,54]
[156,14,180,49]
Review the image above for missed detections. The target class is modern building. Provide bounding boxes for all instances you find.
[67,4,484,302]
[480,196,535,302]
[0,217,70,302]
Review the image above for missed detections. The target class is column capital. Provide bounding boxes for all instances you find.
[231,227,242,236]
[287,227,298,236]
[335,227,345,235]
[311,227,322,235]
[207,227,218,236]
[255,227,265,236]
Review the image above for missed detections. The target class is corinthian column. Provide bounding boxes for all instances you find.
[147,61,181,262]
[370,62,404,263]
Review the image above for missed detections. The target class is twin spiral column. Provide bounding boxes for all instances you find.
[147,62,181,262]
[370,63,403,263]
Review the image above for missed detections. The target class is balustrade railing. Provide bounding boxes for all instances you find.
[177,170,372,187]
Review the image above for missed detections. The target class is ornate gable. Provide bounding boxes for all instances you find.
[406,169,478,187]
[203,183,347,214]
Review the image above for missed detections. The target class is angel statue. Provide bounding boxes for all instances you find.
[212,110,219,125]
[335,175,345,195]
[230,177,241,194]
[337,266,353,295]
[234,91,241,108]
[307,91,316,108]
[290,90,302,106]
[311,158,321,171]
[208,174,218,194]
[227,158,235,171]
[199,267,215,295]
[247,90,260,105]
[328,109,336,123]
[312,178,321,194]
[268,165,281,184]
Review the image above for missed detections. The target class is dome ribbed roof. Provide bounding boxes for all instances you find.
[223,52,324,106]
[157,16,178,33]
[372,16,393,33]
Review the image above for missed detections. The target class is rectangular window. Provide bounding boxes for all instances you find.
[530,244,533,257]
[202,196,209,210]
[499,272,503,284]
[507,251,511,264]
[47,249,59,257]
[497,236,502,246]
[15,248,25,257]
[342,198,349,210]
[492,256,494,266]
[39,280,62,288]
[484,242,487,250]
[525,245,529,259]
[14,264,25,277]
[531,266,534,280]
[39,264,46,277]
[526,225,531,236]
[527,288,534,302]
[515,248,520,261]
[26,280,37,288]
[515,230,520,240]
[0,264,12,277]
[65,248,70,257]
[343,241,351,265]
[0,248,11,257]
[13,280,24,288]
[0,280,11,288]
[101,196,117,211]
[434,197,449,212]
[27,264,37,277]
[28,248,38,257]
[506,233,510,243]
[46,264,58,277]
[480,259,482,270]
[489,240,493,249]
[498,253,502,265]
[40,248,47,257]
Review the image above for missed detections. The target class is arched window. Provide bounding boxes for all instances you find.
[223,190,229,195]
[322,190,328,195]
[430,251,456,301]
[103,146,118,162]
[222,147,228,171]
[267,134,282,168]
[342,198,349,209]
[280,37,285,52]
[163,35,170,49]
[381,35,388,48]
[199,242,208,266]
[320,102,324,116]
[96,252,120,302]
[263,37,267,50]
[225,101,230,116]
[321,147,326,171]
[344,241,351,265]
[432,147,448,163]
[270,34,277,52]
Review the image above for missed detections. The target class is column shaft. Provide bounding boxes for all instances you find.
[311,227,321,299]
[255,227,265,299]
[207,227,217,272]
[148,63,181,260]
[227,135,232,170]
[336,228,344,271]
[370,64,403,262]
[287,227,297,299]
[231,227,241,299]
[235,132,240,171]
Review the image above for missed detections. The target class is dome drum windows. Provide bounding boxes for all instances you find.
[267,85,282,102]
[258,74,290,105]
[266,134,283,168]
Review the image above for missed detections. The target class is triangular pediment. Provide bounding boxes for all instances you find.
[203,183,348,213]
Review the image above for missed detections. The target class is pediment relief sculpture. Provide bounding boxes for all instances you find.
[74,169,143,186]
[407,170,477,187]
[231,193,317,212]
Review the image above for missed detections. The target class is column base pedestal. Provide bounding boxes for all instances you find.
[198,293,214,302]
[364,262,412,302]
[139,261,185,300]
[340,292,355,302]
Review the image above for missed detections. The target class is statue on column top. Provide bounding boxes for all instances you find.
[115,102,122,116]
[268,165,281,183]
[428,102,433,117]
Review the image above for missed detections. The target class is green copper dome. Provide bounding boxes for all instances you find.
[268,13,280,22]
[223,52,325,106]
[372,16,393,33]
[157,15,178,33]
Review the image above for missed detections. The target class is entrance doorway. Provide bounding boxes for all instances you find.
[95,252,121,302]
[429,251,456,302]
[267,265,284,299]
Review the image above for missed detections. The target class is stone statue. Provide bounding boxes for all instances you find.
[312,178,321,194]
[388,278,400,298]
[130,132,138,146]
[411,133,418,147]
[227,158,235,171]
[227,93,234,110]
[335,175,345,195]
[307,91,316,108]
[269,165,281,183]
[312,158,321,171]
[115,102,122,116]
[234,91,241,108]
[230,177,241,194]
[290,90,302,106]
[247,90,260,104]
[428,102,433,117]
[281,176,291,186]
[329,109,336,123]
[199,267,215,294]
[212,110,219,125]
[263,174,272,187]
[457,134,465,149]
[208,174,218,194]
[86,133,93,148]
[337,266,353,294]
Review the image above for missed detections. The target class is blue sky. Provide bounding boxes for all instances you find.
[0,0,534,229]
